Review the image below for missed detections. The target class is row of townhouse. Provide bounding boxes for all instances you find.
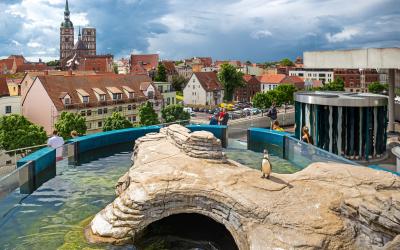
[183,72,306,106]
[21,73,162,134]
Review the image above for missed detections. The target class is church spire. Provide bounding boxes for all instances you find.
[65,0,69,14]
[61,0,73,28]
[78,27,81,39]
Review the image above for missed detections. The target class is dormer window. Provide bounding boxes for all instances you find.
[113,93,122,100]
[122,86,135,99]
[76,89,90,104]
[82,96,89,103]
[64,97,71,105]
[100,94,106,101]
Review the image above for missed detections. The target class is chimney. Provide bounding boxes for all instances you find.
[44,70,49,75]
[67,70,73,76]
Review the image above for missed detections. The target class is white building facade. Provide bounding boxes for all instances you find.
[183,72,223,106]
[289,69,334,84]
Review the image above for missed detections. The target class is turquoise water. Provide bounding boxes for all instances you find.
[0,140,300,249]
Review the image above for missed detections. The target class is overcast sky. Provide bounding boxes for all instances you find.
[0,0,399,62]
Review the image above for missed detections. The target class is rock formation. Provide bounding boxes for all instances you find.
[86,125,400,249]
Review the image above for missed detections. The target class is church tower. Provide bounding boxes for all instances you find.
[60,0,74,61]
[82,27,96,56]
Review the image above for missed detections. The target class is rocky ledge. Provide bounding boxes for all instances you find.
[86,125,400,250]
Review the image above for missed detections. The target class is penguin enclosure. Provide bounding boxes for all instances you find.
[295,91,388,161]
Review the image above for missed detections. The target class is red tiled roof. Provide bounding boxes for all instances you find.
[161,61,177,74]
[282,75,304,84]
[131,64,148,75]
[243,74,261,85]
[0,77,10,97]
[193,72,222,91]
[259,74,286,84]
[198,57,212,67]
[131,54,159,69]
[34,74,160,111]
[77,56,113,73]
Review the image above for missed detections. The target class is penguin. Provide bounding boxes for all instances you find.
[261,149,272,179]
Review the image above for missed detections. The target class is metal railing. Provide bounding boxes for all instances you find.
[0,144,47,178]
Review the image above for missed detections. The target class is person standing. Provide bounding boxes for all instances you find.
[301,126,314,145]
[209,114,218,125]
[267,102,278,128]
[218,108,226,125]
[220,110,230,125]
[47,130,65,161]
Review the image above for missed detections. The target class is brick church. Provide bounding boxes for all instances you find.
[59,0,113,72]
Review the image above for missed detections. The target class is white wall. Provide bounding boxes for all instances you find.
[183,75,207,105]
[22,78,58,134]
[289,70,334,84]
[304,48,400,69]
[261,84,278,92]
[0,96,21,115]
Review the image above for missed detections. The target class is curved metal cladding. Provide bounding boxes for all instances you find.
[295,91,388,160]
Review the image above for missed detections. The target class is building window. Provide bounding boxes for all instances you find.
[100,94,106,101]
[128,92,134,99]
[87,110,92,116]
[98,108,103,115]
[158,86,163,93]
[5,106,11,114]
[81,110,86,116]
[64,98,71,105]
[172,97,175,104]
[82,96,89,103]
[118,106,123,112]
[148,91,154,99]
[87,122,92,129]
[132,116,136,122]
[113,93,122,100]
[98,121,102,128]
[167,97,170,105]
[103,108,108,114]
[128,105,132,110]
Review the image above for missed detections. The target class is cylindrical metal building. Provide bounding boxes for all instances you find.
[295,91,388,160]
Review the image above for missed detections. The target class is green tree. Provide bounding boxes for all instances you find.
[266,89,285,106]
[218,63,245,102]
[252,92,271,111]
[0,114,47,151]
[161,104,190,123]
[275,84,297,104]
[322,78,345,91]
[113,63,118,74]
[368,82,388,94]
[280,58,294,66]
[103,112,132,131]
[46,60,60,67]
[139,102,160,126]
[155,63,167,82]
[55,112,87,139]
[171,75,187,92]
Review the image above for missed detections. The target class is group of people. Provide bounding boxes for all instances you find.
[209,108,229,126]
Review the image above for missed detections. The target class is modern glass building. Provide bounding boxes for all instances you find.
[295,91,388,160]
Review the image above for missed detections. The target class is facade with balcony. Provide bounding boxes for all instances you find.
[153,81,177,107]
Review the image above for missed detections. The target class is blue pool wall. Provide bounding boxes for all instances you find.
[16,125,228,193]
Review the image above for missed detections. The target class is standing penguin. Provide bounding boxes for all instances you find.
[261,149,272,179]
